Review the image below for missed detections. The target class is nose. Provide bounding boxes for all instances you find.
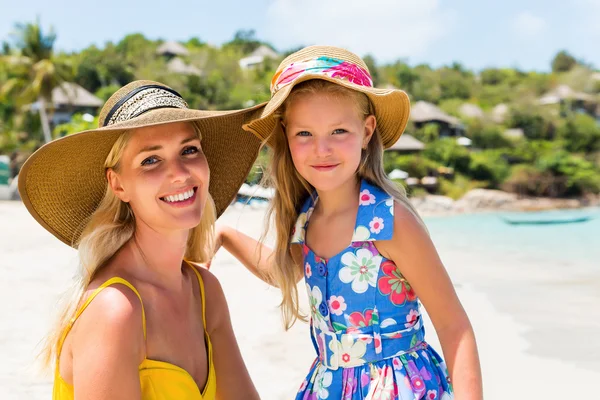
[167,158,192,184]
[313,136,333,157]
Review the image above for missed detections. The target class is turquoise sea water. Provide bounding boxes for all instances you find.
[425,207,600,271]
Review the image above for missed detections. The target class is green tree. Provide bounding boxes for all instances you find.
[507,107,554,140]
[557,113,600,153]
[1,20,71,143]
[52,113,98,137]
[467,120,514,149]
[468,151,510,187]
[223,30,262,54]
[423,138,471,174]
[438,66,472,100]
[551,50,577,73]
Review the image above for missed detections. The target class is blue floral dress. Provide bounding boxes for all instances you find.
[292,179,453,400]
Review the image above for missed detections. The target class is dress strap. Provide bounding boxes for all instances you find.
[186,262,208,327]
[56,277,147,371]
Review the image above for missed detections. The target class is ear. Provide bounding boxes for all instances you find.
[363,115,377,148]
[106,168,130,203]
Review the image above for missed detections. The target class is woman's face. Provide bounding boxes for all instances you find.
[108,122,209,234]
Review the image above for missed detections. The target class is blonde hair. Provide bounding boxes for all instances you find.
[262,80,424,330]
[39,122,216,370]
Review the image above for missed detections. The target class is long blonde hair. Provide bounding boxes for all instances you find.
[262,80,424,330]
[40,122,216,370]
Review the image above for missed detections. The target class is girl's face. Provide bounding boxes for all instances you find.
[284,92,376,193]
[107,122,209,233]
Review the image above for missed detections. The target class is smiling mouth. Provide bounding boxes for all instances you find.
[312,164,339,170]
[160,187,197,203]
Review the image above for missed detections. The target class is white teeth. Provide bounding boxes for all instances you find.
[163,189,194,203]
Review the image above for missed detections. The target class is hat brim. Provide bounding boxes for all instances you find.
[18,104,266,248]
[242,75,410,149]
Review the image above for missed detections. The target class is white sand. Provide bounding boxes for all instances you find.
[1,201,598,399]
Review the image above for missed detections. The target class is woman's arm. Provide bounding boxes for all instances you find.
[198,267,260,400]
[378,202,483,399]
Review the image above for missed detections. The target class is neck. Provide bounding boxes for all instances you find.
[118,220,190,292]
[314,176,361,218]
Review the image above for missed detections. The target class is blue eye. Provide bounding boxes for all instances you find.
[141,156,158,166]
[296,131,311,137]
[333,129,347,135]
[182,146,199,155]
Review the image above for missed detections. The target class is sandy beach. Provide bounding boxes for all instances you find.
[1,200,599,399]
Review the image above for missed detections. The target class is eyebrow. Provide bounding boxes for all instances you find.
[137,135,199,155]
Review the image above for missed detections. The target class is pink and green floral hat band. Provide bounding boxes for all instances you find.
[270,56,374,94]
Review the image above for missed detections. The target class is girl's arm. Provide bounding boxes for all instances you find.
[212,225,303,286]
[377,202,483,399]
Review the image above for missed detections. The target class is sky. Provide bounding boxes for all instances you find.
[0,0,598,72]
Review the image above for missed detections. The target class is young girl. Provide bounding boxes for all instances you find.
[216,46,482,399]
[19,80,264,399]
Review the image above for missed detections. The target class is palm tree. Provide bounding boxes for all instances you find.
[1,20,71,143]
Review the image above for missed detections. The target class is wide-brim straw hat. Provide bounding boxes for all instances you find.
[18,80,265,248]
[243,45,411,148]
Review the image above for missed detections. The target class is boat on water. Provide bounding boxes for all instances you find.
[501,215,592,225]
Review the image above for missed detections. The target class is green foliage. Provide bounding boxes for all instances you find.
[2,22,599,197]
[507,107,554,140]
[423,138,471,174]
[468,151,510,187]
[383,153,441,177]
[413,123,440,143]
[222,29,263,54]
[551,50,577,73]
[438,66,473,100]
[246,148,271,185]
[53,113,98,137]
[439,174,487,200]
[556,113,600,153]
[95,84,121,102]
[467,120,514,149]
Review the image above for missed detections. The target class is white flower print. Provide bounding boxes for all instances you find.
[367,365,395,399]
[380,318,397,328]
[427,389,438,400]
[306,284,327,328]
[405,309,421,329]
[369,216,384,234]
[374,332,382,354]
[440,393,453,400]
[329,334,367,368]
[306,206,314,221]
[305,262,312,279]
[314,368,333,398]
[328,295,347,316]
[291,211,308,243]
[385,197,394,215]
[359,189,376,206]
[339,248,382,293]
[352,225,371,241]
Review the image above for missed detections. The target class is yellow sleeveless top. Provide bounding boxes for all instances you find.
[53,265,217,400]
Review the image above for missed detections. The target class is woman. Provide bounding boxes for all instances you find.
[18,80,264,400]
